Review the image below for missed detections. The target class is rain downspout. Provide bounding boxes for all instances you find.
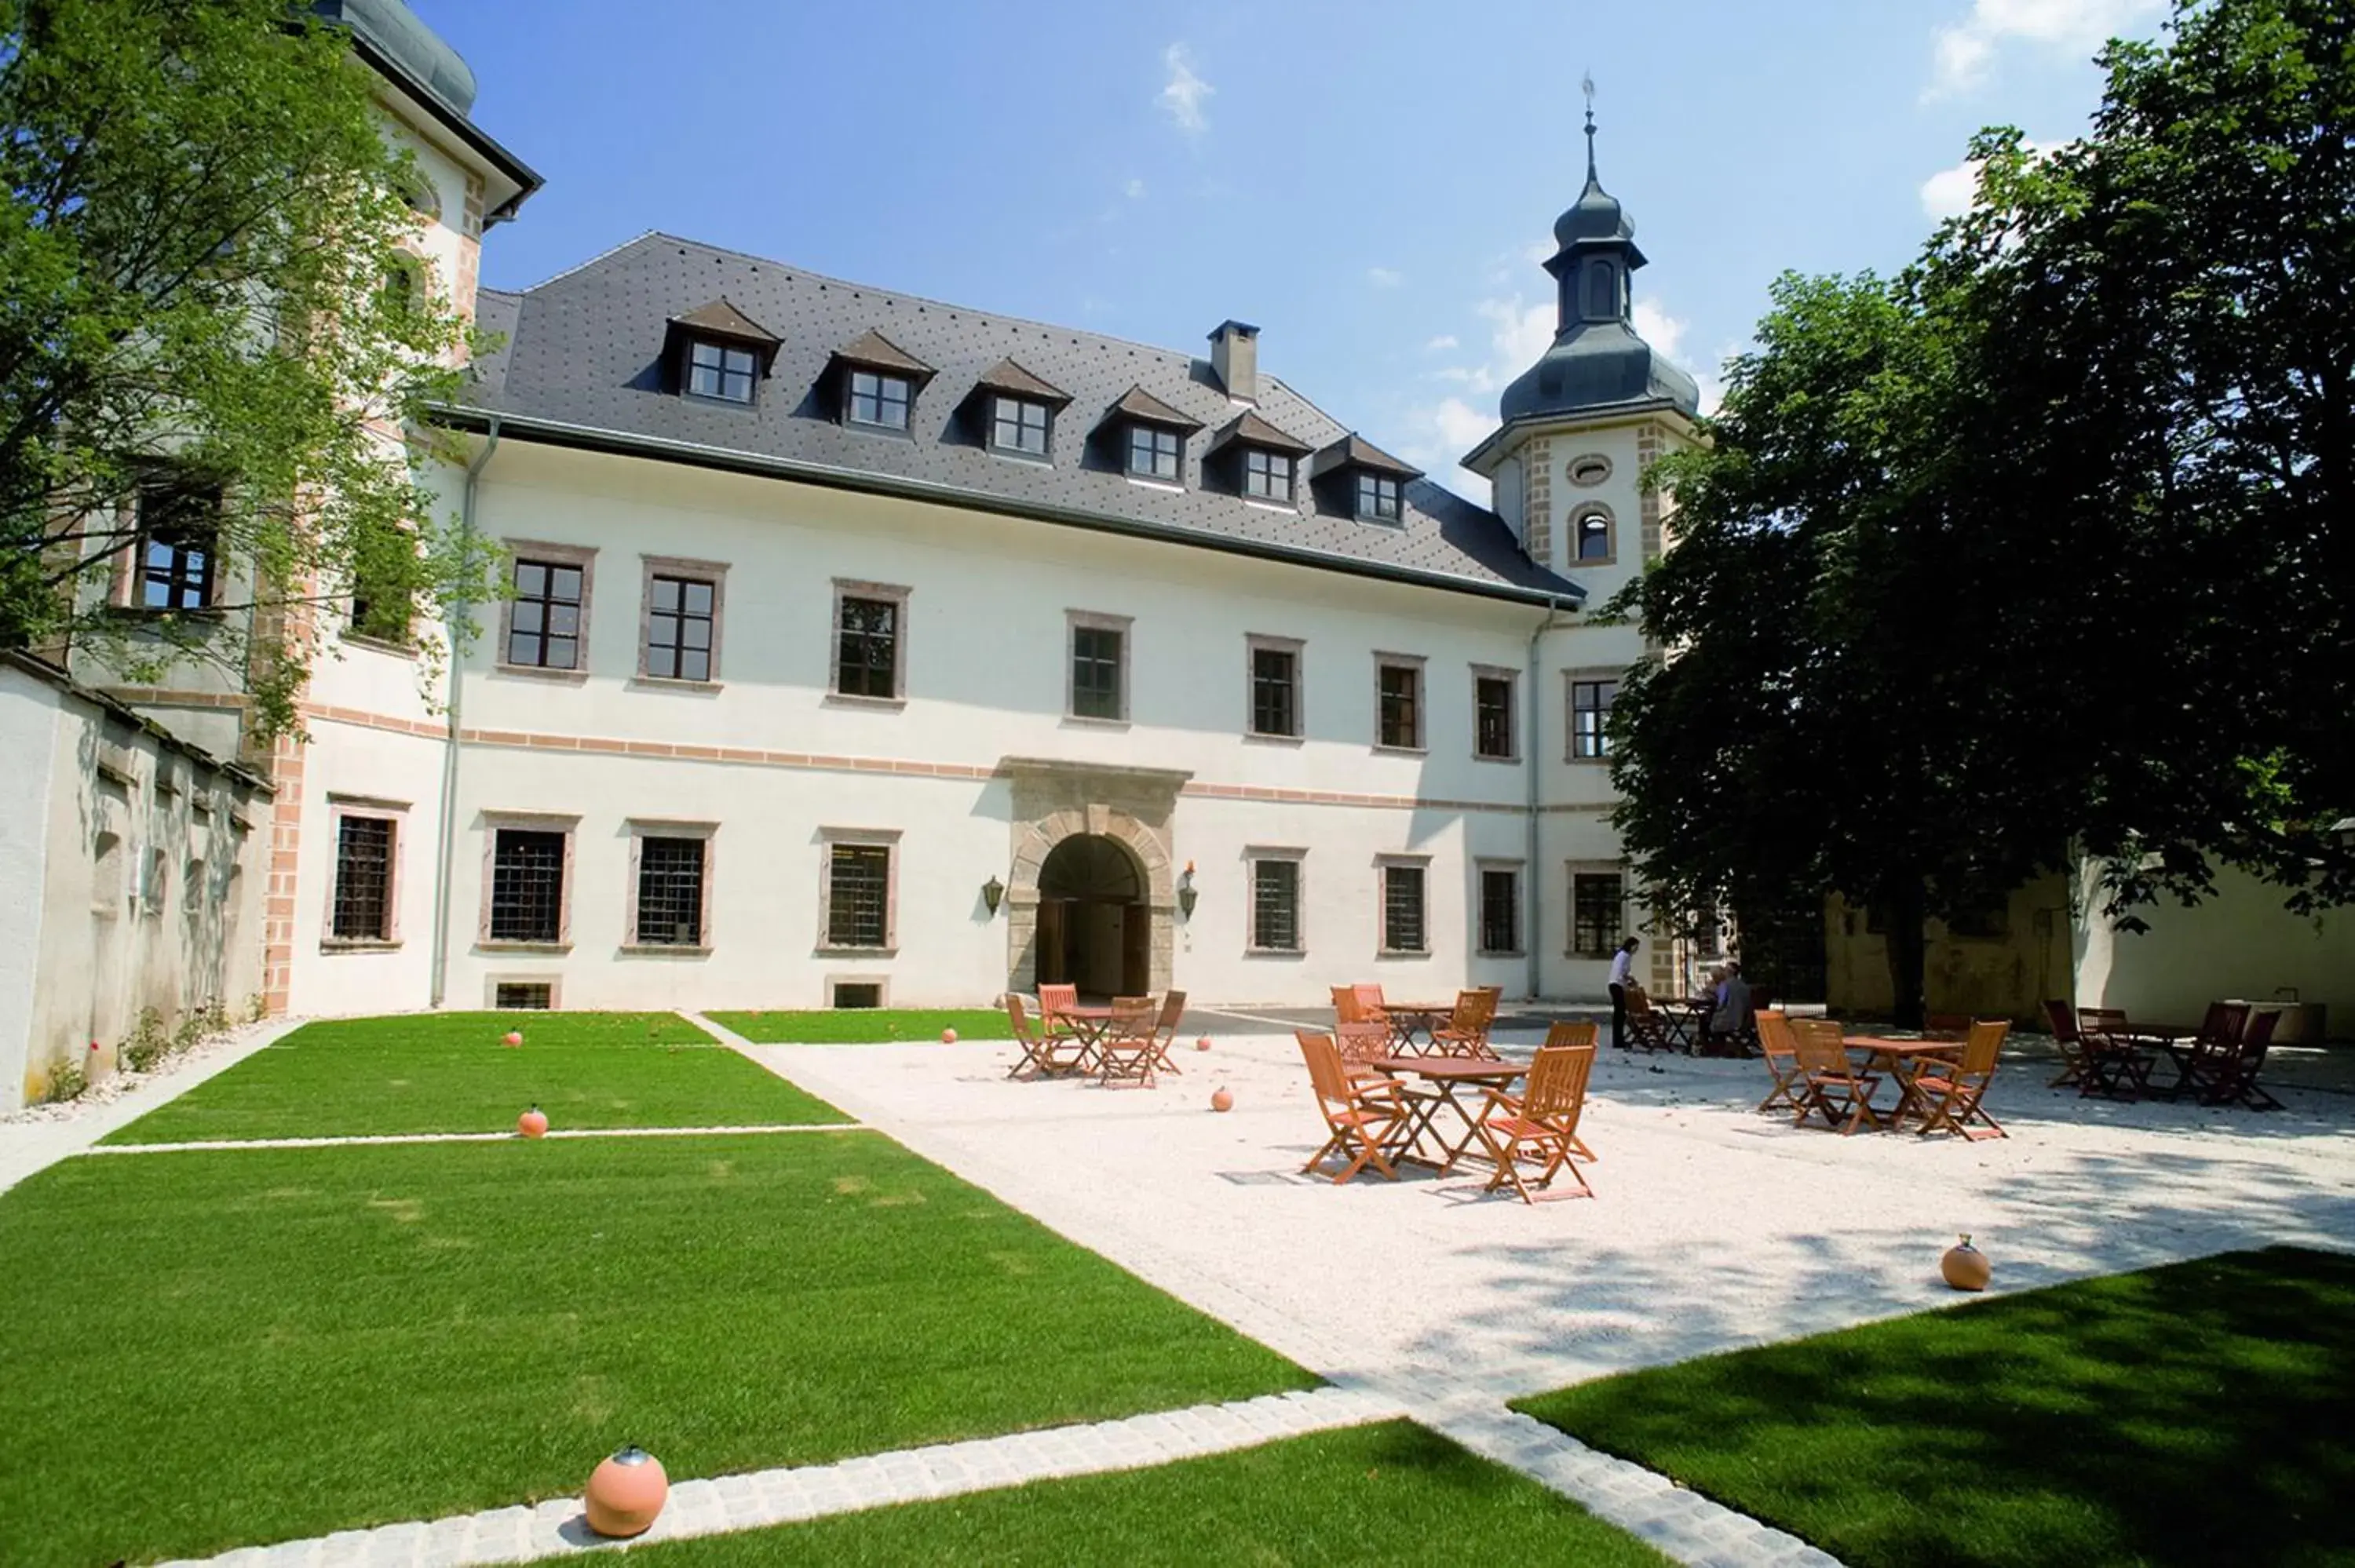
[429,418,499,1008]
[1526,594,1570,1002]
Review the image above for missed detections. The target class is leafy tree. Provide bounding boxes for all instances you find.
[1,0,496,740]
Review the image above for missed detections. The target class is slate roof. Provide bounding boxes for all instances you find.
[1210,409,1314,458]
[668,297,779,345]
[973,358,1071,407]
[453,232,1582,604]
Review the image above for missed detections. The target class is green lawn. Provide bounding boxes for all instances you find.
[707,1008,1014,1044]
[105,1012,845,1142]
[630,1421,1670,1566]
[0,1132,1314,1567]
[1515,1246,2355,1568]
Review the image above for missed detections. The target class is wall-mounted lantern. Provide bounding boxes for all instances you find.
[981,873,1005,917]
[1176,862,1197,920]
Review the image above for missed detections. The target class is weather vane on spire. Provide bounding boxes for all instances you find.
[1581,71,1599,179]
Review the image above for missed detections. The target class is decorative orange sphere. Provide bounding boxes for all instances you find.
[1210,1086,1234,1113]
[502,1030,524,1048]
[1196,1036,1213,1052]
[941,1027,958,1045]
[518,1106,549,1139]
[583,1446,668,1538]
[1941,1234,1991,1292]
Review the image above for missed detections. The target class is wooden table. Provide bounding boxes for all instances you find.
[1844,1036,1962,1128]
[1382,1001,1460,1055]
[1046,1005,1114,1074]
[1661,997,1714,1054]
[2112,1023,2197,1099]
[1374,1056,1526,1172]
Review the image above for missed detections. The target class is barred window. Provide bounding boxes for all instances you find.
[1572,872,1624,957]
[331,815,394,940]
[827,844,891,949]
[508,559,583,669]
[1571,678,1618,758]
[1243,448,1293,501]
[495,982,552,1010]
[1382,863,1427,954]
[645,574,715,681]
[489,829,566,943]
[1479,867,1520,955]
[1377,662,1422,749]
[688,340,757,403]
[1251,859,1300,952]
[1127,425,1181,480]
[848,370,911,430]
[1072,624,1124,720]
[1250,644,1298,738]
[836,596,900,698]
[634,837,706,946]
[991,396,1050,457]
[1475,673,1514,760]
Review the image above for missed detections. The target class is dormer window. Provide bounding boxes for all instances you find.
[688,341,758,403]
[1308,432,1423,526]
[1356,473,1402,523]
[1243,448,1294,502]
[991,396,1050,457]
[663,299,782,407]
[849,370,911,430]
[1129,425,1181,480]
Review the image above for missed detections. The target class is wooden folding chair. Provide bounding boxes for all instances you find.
[1095,996,1162,1088]
[1148,990,1188,1074]
[1477,1041,1598,1202]
[1297,1032,1412,1183]
[2076,1005,2154,1099]
[1754,1010,1806,1114]
[1541,1019,1598,1052]
[1432,988,1502,1059]
[1621,985,1674,1053]
[1003,994,1080,1079]
[2200,1007,2284,1110]
[1330,1021,1395,1078]
[1908,1020,2010,1139]
[1790,1019,1883,1134]
[2042,999,2087,1088]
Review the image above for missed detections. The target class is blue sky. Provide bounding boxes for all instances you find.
[409,0,2168,500]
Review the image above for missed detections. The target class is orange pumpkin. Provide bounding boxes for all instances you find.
[1210,1087,1234,1113]
[1195,1036,1213,1052]
[940,1027,958,1045]
[502,1030,524,1048]
[1941,1235,1991,1291]
[518,1106,549,1139]
[584,1446,668,1537]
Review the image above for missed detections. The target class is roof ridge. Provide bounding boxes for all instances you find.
[517,229,670,292]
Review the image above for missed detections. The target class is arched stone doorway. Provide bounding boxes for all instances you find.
[999,758,1188,1001]
[1034,834,1149,997]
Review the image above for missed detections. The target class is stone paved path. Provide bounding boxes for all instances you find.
[157,1387,1404,1568]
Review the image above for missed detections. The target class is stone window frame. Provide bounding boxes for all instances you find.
[1567,452,1613,488]
[477,809,580,952]
[1372,651,1428,755]
[1064,608,1134,727]
[1474,856,1526,957]
[1565,665,1624,763]
[1244,633,1305,743]
[634,553,729,689]
[816,826,901,957]
[320,793,408,950]
[485,974,562,1010]
[1568,862,1629,958]
[827,974,893,1008]
[1470,663,1519,763]
[827,578,912,709]
[1244,845,1308,957]
[1571,502,1617,566]
[623,818,717,955]
[496,538,597,684]
[1375,851,1433,959]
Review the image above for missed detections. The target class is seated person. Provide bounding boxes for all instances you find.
[1704,961,1754,1054]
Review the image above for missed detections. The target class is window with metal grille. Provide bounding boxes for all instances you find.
[1576,509,1612,560]
[137,482,220,610]
[508,559,583,669]
[1356,473,1401,522]
[330,815,394,940]
[1479,867,1520,954]
[991,396,1050,457]
[688,340,757,403]
[645,574,714,681]
[827,844,891,948]
[1382,864,1427,954]
[1243,448,1293,501]
[1572,872,1624,957]
[489,829,566,943]
[848,370,911,429]
[1127,425,1180,480]
[495,982,552,1010]
[1251,859,1300,951]
[1571,678,1618,757]
[633,837,705,946]
[1377,662,1421,749]
[1251,644,1298,738]
[1475,674,1514,759]
[1072,625,1124,720]
[836,596,899,698]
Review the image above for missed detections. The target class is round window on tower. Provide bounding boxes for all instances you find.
[1568,454,1612,488]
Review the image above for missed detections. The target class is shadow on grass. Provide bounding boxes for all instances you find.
[1512,1246,2355,1568]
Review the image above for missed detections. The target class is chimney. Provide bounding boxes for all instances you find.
[1208,319,1259,403]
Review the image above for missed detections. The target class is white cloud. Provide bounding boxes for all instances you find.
[1631,300,1687,366]
[1918,139,2055,220]
[1158,44,1214,134]
[1123,177,1146,200]
[1366,266,1404,289]
[1926,0,2163,96]
[1424,334,1459,352]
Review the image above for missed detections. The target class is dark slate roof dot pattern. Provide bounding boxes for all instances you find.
[460,233,1580,600]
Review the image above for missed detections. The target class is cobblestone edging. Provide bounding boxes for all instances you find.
[158,1386,1405,1568]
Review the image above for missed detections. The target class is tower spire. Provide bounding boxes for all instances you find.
[1582,71,1597,182]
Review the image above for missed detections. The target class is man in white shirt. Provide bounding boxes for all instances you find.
[1607,936,1640,1049]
